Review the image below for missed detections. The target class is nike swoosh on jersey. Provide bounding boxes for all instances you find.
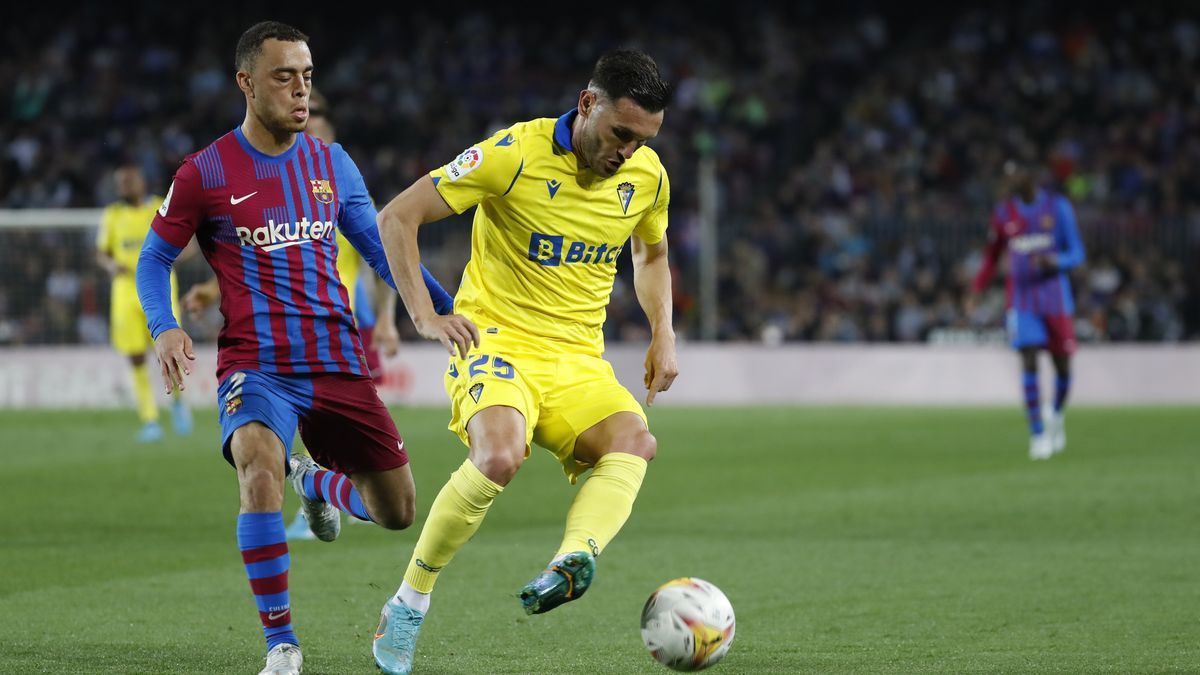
[230,192,259,205]
[267,610,289,621]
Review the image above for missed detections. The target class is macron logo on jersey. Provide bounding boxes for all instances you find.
[1010,232,1054,255]
[236,217,335,252]
[528,232,623,267]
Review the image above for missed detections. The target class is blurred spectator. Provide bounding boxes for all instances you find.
[0,4,1195,343]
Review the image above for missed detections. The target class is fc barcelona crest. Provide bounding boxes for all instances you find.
[310,179,334,204]
[1041,214,1054,230]
[616,181,635,214]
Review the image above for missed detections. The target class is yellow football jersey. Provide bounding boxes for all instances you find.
[99,196,180,352]
[431,110,670,356]
[98,196,174,295]
[98,197,162,276]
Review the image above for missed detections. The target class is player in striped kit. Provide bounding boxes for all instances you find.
[968,160,1086,460]
[135,21,472,674]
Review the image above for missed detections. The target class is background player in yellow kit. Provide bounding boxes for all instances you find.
[372,49,677,674]
[97,164,191,442]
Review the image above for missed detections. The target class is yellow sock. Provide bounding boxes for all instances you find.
[556,453,648,558]
[403,459,503,593]
[131,363,158,424]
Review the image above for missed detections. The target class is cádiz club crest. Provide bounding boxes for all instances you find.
[617,182,635,214]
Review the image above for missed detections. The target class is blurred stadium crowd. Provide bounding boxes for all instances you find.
[1,4,1196,345]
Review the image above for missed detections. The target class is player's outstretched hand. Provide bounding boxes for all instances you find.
[643,333,679,407]
[373,320,401,358]
[415,313,480,359]
[182,280,220,321]
[154,327,196,394]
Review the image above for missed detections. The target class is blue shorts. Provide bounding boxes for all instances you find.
[1006,310,1078,356]
[217,370,407,475]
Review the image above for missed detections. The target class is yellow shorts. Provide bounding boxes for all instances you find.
[444,337,646,484]
[110,278,178,356]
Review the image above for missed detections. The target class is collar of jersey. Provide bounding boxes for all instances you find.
[233,125,301,163]
[553,109,577,152]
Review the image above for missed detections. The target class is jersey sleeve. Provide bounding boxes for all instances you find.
[971,207,1008,293]
[429,128,524,214]
[633,167,670,245]
[149,160,205,248]
[331,144,375,238]
[331,144,456,315]
[139,160,203,338]
[1054,196,1086,270]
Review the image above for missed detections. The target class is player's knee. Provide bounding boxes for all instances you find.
[1020,350,1038,371]
[237,466,284,511]
[472,445,525,485]
[231,428,286,510]
[625,430,657,462]
[373,503,415,531]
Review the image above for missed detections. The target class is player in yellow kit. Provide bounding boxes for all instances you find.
[97,164,190,442]
[372,50,677,674]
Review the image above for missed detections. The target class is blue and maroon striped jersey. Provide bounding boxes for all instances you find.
[972,190,1086,315]
[137,127,424,380]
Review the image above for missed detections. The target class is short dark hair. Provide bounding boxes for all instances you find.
[235,21,309,71]
[589,49,672,113]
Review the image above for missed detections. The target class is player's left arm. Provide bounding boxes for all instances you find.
[331,145,455,315]
[1052,196,1086,270]
[632,169,677,407]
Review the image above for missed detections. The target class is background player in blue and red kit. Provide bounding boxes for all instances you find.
[967,159,1086,460]
[135,22,471,675]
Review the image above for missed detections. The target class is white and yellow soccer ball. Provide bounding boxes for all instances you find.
[640,577,736,671]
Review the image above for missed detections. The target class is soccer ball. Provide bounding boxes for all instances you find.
[640,577,736,671]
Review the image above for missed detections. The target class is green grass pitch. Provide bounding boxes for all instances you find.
[1,406,1196,673]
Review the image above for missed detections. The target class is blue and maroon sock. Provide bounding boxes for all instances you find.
[304,469,372,522]
[1022,371,1044,435]
[237,512,297,651]
[1054,374,1071,412]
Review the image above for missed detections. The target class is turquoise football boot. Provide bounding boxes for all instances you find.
[171,398,193,436]
[373,596,424,675]
[518,551,596,615]
[136,421,163,443]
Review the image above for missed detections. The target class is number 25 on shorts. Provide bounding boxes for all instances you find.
[449,354,515,380]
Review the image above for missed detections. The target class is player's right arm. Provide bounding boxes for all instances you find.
[137,161,202,393]
[377,132,520,357]
[376,176,478,357]
[966,208,1008,315]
